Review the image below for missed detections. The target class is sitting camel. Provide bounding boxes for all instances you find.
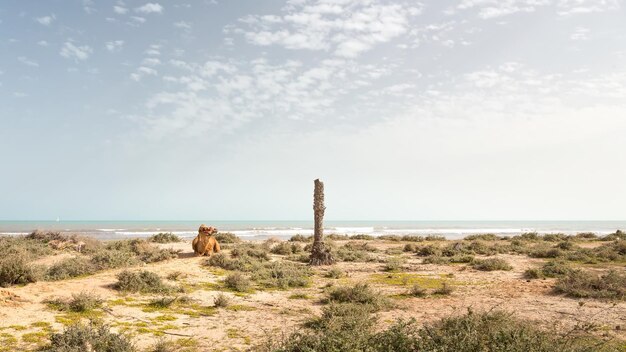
[192,224,221,256]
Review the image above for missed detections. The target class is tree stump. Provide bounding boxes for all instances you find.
[309,179,335,266]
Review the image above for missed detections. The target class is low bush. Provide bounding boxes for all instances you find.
[114,270,175,294]
[335,246,374,262]
[149,232,181,243]
[214,232,241,243]
[433,283,454,296]
[464,234,501,241]
[214,293,231,308]
[46,257,96,281]
[342,241,378,252]
[555,269,626,300]
[90,249,140,270]
[252,261,312,289]
[230,244,270,260]
[408,284,427,297]
[224,272,251,292]
[0,255,42,287]
[46,291,103,313]
[203,253,263,272]
[471,258,512,271]
[325,283,389,310]
[270,242,303,255]
[422,255,449,265]
[325,267,344,279]
[267,309,619,352]
[383,257,405,272]
[289,234,312,242]
[0,235,52,260]
[416,245,441,257]
[403,243,419,252]
[40,322,134,352]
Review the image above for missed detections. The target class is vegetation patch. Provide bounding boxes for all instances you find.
[46,291,103,313]
[266,308,620,352]
[555,269,626,300]
[369,273,457,289]
[471,258,513,271]
[214,232,241,243]
[324,283,390,311]
[149,232,181,243]
[46,256,96,281]
[114,270,178,294]
[40,322,134,352]
[0,255,42,287]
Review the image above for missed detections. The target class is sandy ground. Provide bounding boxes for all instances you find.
[1,239,625,351]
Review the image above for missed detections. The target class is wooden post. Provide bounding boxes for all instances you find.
[309,179,335,265]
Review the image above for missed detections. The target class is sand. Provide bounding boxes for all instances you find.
[1,239,624,351]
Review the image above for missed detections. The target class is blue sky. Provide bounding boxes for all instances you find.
[1,0,625,220]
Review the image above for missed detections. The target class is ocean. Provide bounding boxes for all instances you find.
[1,220,625,240]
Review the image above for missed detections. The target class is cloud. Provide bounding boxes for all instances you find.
[105,40,125,52]
[113,5,128,14]
[174,21,192,31]
[35,14,56,26]
[37,40,49,46]
[135,3,163,14]
[60,41,93,61]
[18,56,39,67]
[570,27,589,41]
[131,66,158,81]
[557,0,620,16]
[232,0,421,58]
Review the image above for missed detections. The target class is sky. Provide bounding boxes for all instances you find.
[1,0,625,221]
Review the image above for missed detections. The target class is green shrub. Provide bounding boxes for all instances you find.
[575,232,598,240]
[214,232,241,243]
[104,239,179,264]
[383,257,405,272]
[471,258,512,271]
[114,270,175,294]
[0,255,42,287]
[230,244,270,260]
[202,253,263,272]
[47,292,103,313]
[529,245,563,258]
[90,249,139,270]
[555,269,626,300]
[541,260,573,278]
[289,234,312,242]
[422,255,449,264]
[543,233,569,242]
[0,235,52,260]
[325,283,389,310]
[46,257,96,281]
[285,253,310,263]
[342,241,378,252]
[425,235,446,241]
[214,293,231,308]
[464,234,500,241]
[149,233,181,243]
[224,272,251,292]
[403,243,419,252]
[252,261,312,289]
[335,246,374,262]
[270,242,303,255]
[449,254,475,263]
[325,267,344,279]
[408,284,427,297]
[433,283,454,296]
[40,322,134,352]
[524,268,544,279]
[416,245,441,257]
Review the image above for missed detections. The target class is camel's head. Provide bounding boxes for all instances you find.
[198,224,218,236]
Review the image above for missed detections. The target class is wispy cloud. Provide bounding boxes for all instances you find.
[35,14,56,26]
[60,41,93,61]
[105,40,125,52]
[231,0,422,58]
[18,56,39,67]
[113,5,129,14]
[135,3,163,14]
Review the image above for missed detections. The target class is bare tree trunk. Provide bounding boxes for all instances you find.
[309,179,335,266]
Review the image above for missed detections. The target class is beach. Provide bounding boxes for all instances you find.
[1,230,625,351]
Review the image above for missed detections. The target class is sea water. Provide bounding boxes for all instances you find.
[1,220,625,240]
